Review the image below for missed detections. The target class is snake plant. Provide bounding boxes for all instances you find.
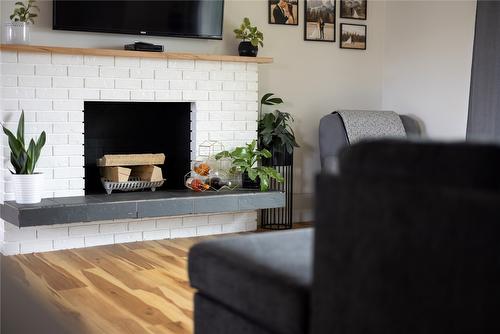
[2,111,46,174]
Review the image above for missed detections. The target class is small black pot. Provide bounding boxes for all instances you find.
[238,41,258,57]
[261,146,294,167]
[242,171,260,189]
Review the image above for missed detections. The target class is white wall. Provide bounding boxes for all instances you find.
[382,0,476,140]
[2,0,388,221]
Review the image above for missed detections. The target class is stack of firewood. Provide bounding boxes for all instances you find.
[98,153,165,182]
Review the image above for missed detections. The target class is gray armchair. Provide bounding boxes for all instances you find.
[319,111,423,171]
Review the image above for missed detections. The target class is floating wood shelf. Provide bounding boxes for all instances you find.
[0,44,273,64]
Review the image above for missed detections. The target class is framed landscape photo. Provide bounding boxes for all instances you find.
[269,0,299,25]
[304,0,335,42]
[340,23,367,50]
[340,0,367,20]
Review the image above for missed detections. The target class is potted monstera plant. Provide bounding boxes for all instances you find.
[5,0,39,44]
[215,140,283,191]
[2,111,46,204]
[234,17,264,57]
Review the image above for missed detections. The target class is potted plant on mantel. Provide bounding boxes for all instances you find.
[4,0,39,45]
[258,93,299,165]
[234,17,264,57]
[2,111,46,204]
[215,140,283,191]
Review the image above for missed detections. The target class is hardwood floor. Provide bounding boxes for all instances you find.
[1,224,311,334]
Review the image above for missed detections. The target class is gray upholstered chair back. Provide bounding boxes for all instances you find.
[319,111,423,172]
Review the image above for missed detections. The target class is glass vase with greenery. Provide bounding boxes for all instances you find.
[215,140,283,191]
[5,0,39,44]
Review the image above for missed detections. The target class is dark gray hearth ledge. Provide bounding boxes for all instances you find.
[0,190,285,228]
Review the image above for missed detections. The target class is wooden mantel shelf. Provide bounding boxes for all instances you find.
[0,44,273,64]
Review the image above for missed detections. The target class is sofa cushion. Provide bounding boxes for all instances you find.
[189,228,313,334]
[339,139,500,190]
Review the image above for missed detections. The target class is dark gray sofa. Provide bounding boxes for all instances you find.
[189,140,500,334]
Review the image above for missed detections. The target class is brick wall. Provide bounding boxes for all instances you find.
[0,50,259,200]
[0,211,258,255]
[0,50,261,255]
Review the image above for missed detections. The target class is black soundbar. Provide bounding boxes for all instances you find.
[124,42,164,52]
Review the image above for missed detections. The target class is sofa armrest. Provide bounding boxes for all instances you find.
[319,113,349,170]
[400,114,423,137]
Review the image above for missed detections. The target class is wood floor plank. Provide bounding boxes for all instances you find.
[59,286,149,334]
[102,244,160,270]
[82,270,177,326]
[16,253,88,291]
[44,249,95,270]
[3,255,94,333]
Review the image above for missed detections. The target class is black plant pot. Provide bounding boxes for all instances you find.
[242,171,260,189]
[262,146,294,167]
[238,41,258,57]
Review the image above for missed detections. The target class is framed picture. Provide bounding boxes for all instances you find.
[340,24,367,50]
[304,0,335,42]
[269,0,299,25]
[340,0,367,20]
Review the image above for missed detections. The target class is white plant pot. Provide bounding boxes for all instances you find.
[12,173,44,204]
[3,22,31,45]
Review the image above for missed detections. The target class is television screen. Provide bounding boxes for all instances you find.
[53,0,224,39]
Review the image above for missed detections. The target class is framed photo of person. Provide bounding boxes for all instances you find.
[304,0,335,42]
[340,23,367,50]
[269,0,299,25]
[340,0,367,20]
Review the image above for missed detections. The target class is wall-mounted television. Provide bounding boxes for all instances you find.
[53,0,224,40]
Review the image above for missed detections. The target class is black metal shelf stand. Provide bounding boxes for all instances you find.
[260,147,293,229]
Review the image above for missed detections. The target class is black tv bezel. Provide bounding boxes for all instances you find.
[52,0,225,40]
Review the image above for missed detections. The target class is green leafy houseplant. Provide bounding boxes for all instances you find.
[215,140,284,191]
[2,111,46,174]
[234,17,264,47]
[10,0,39,23]
[258,93,299,155]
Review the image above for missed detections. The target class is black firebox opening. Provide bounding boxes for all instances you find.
[84,101,191,195]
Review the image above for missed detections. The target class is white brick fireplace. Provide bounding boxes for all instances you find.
[0,47,267,255]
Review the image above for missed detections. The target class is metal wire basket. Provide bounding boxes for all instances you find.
[101,177,165,195]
